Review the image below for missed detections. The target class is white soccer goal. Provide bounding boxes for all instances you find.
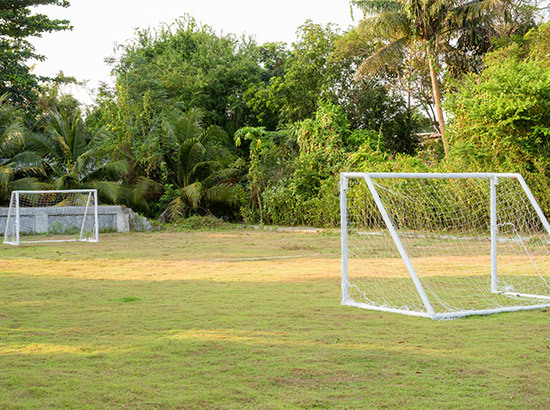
[3,189,99,246]
[340,173,550,319]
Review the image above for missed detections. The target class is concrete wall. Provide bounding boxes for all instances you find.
[0,205,130,235]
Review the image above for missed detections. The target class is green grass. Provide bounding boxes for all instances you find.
[1,228,549,408]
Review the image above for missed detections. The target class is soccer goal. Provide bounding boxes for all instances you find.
[3,189,99,246]
[340,173,550,319]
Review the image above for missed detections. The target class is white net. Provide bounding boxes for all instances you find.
[3,190,98,245]
[342,174,550,319]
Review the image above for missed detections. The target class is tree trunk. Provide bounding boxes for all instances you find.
[428,54,449,157]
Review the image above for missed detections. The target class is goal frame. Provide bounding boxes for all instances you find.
[340,172,550,320]
[3,189,99,246]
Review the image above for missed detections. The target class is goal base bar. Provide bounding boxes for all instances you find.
[499,291,550,301]
[341,300,433,318]
[342,299,550,320]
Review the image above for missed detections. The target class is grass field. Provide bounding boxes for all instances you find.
[1,226,550,408]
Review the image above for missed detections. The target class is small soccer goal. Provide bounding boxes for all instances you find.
[340,173,550,320]
[3,189,99,246]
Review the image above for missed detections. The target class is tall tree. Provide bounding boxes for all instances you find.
[108,16,263,135]
[350,0,506,156]
[0,0,72,110]
[248,21,342,126]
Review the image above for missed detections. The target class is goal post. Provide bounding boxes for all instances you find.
[3,189,99,246]
[340,172,550,319]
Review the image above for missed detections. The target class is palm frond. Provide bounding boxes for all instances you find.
[180,182,202,210]
[71,148,128,182]
[358,11,411,40]
[26,132,66,164]
[203,185,238,207]
[171,108,204,143]
[69,113,88,161]
[8,177,46,192]
[352,0,402,15]
[130,176,162,210]
[187,160,218,184]
[6,151,46,177]
[448,0,505,29]
[83,158,129,181]
[53,174,76,190]
[85,125,112,151]
[202,125,231,147]
[0,166,11,190]
[89,180,124,204]
[356,36,411,79]
[183,140,207,178]
[48,110,88,162]
[164,196,188,222]
[201,167,240,188]
[0,122,25,156]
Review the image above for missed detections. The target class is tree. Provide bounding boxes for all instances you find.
[108,16,263,135]
[159,108,240,221]
[259,101,349,227]
[94,15,269,187]
[242,41,290,129]
[0,94,42,204]
[247,21,427,154]
[248,21,342,126]
[350,0,508,156]
[446,23,550,175]
[234,126,295,223]
[0,1,72,110]
[26,109,128,202]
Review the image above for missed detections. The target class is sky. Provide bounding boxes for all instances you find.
[31,0,357,105]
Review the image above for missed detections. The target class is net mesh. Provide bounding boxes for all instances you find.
[3,190,98,245]
[344,175,550,318]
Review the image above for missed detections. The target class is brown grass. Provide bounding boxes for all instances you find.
[348,255,548,278]
[0,257,341,282]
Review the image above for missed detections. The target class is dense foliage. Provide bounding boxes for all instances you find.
[446,22,550,211]
[1,2,549,226]
[0,0,72,110]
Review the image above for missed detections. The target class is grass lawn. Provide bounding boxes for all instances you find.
[1,227,549,408]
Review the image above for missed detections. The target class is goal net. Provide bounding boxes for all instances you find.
[3,189,99,245]
[340,173,550,319]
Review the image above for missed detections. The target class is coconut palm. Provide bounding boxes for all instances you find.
[159,108,240,221]
[351,0,504,156]
[26,109,129,202]
[0,95,43,204]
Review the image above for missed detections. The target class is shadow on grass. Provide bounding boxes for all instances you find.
[1,275,549,408]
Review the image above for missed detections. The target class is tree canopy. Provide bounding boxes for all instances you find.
[0,0,72,110]
[349,0,530,156]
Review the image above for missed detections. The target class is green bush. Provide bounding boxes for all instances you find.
[445,23,550,215]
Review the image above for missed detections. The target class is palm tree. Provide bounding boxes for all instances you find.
[0,95,43,204]
[26,109,129,202]
[351,0,503,156]
[159,108,240,221]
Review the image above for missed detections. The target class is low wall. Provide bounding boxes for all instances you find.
[0,205,130,235]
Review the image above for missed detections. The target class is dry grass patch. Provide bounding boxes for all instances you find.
[0,257,341,282]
